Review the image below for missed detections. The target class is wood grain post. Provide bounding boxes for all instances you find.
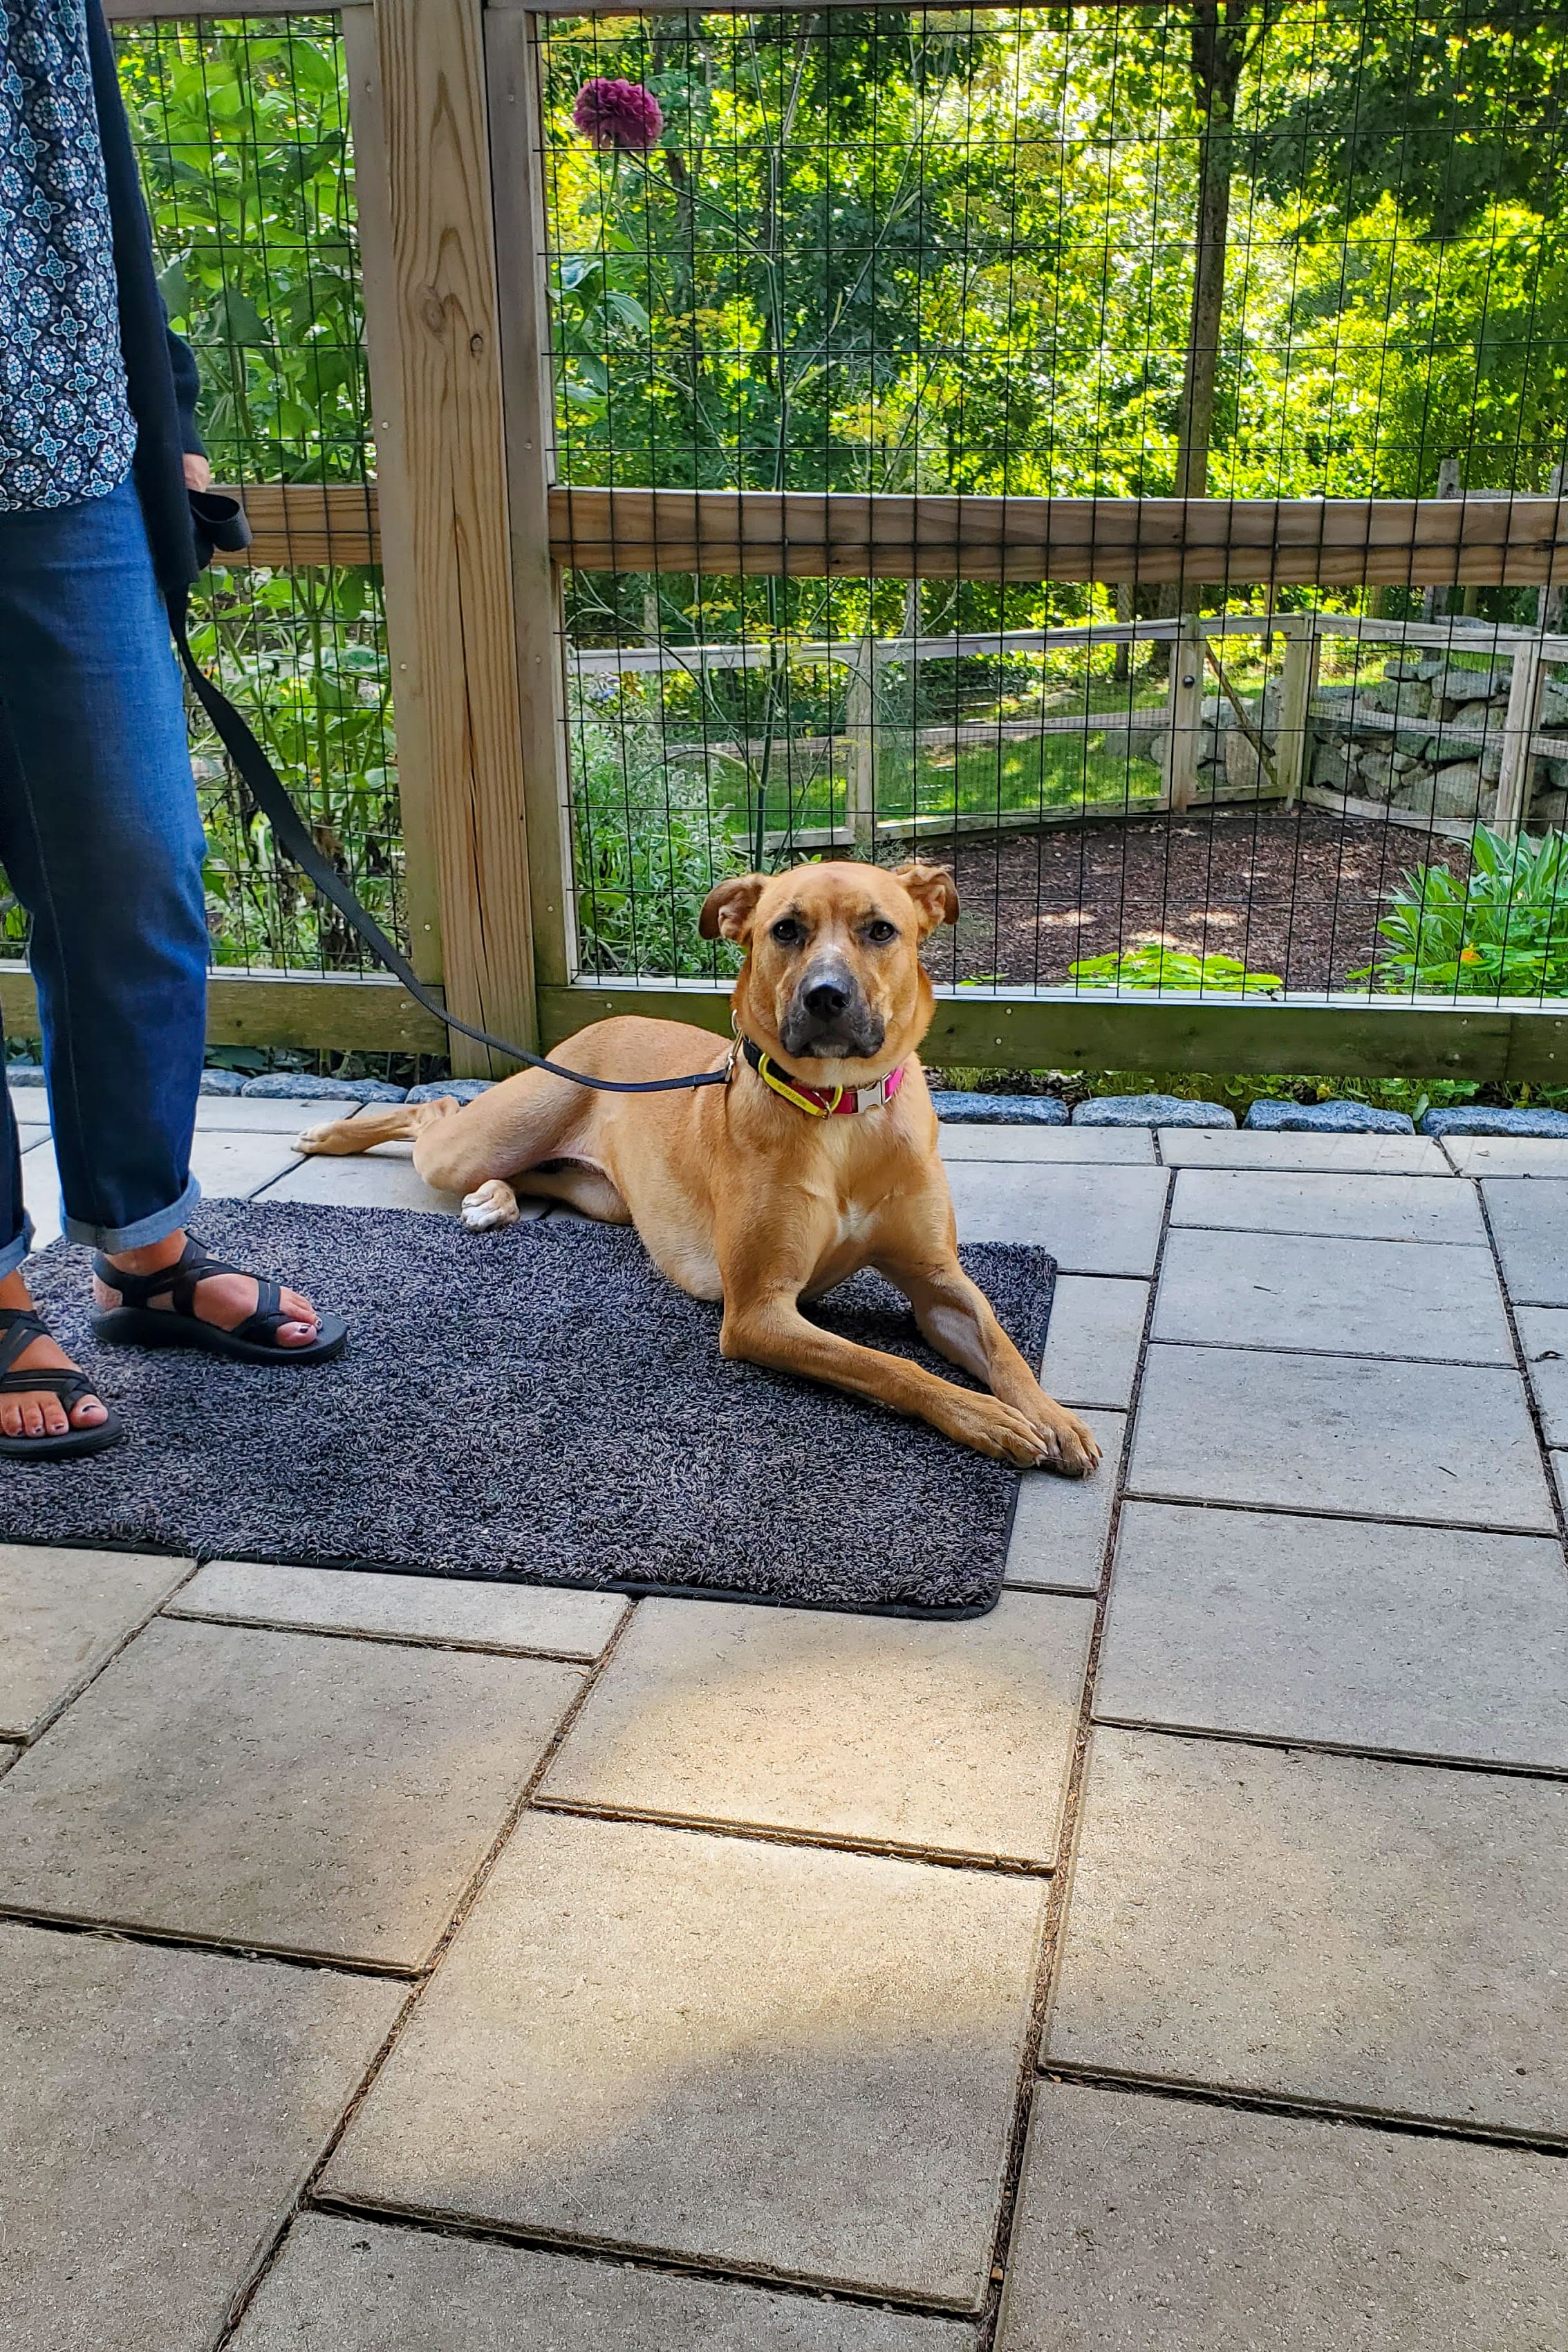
[1275,613,1319,810]
[1495,638,1546,838]
[846,638,877,852]
[343,0,537,1073]
[1162,614,1204,811]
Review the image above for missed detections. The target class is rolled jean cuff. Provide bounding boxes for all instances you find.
[64,1173,201,1254]
[0,1215,35,1280]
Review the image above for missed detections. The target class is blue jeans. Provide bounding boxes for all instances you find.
[0,476,207,1273]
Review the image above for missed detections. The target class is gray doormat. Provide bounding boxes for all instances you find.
[3,1201,1056,1617]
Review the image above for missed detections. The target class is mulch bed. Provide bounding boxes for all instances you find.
[922,807,1472,995]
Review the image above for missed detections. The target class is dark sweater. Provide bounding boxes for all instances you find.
[86,1,248,592]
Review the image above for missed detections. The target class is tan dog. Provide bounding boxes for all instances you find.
[298,861,1098,1475]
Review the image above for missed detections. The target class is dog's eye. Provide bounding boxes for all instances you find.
[770,917,803,946]
[865,920,899,944]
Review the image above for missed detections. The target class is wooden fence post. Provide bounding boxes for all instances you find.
[486,4,575,996]
[1162,614,1204,811]
[1276,613,1319,810]
[846,639,877,851]
[344,0,537,1073]
[1495,638,1545,839]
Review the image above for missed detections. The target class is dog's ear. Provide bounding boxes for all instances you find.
[892,861,960,935]
[698,872,768,943]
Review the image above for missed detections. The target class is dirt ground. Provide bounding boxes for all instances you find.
[922,805,1472,993]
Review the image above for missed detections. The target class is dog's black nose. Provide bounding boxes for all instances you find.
[803,978,850,1020]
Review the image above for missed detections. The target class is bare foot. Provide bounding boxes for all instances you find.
[0,1270,108,1439]
[93,1230,321,1350]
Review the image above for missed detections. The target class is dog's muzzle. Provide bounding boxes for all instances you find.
[781,958,885,1060]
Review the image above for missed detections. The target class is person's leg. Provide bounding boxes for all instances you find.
[0,482,319,1436]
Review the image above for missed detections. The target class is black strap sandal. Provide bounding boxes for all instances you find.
[0,1307,123,1460]
[91,1237,348,1367]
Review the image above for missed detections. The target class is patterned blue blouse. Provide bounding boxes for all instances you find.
[0,0,138,511]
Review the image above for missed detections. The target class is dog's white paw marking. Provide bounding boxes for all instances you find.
[295,1122,333,1154]
[461,1179,520,1231]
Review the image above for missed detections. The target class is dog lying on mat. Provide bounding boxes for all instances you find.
[297,860,1098,1475]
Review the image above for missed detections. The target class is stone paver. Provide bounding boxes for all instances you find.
[187,1129,311,1200]
[1170,1166,1485,1244]
[1159,1128,1448,1174]
[1152,1229,1513,1363]
[1128,1344,1555,1530]
[539,1589,1092,1865]
[21,1136,60,1247]
[1444,1134,1568,1176]
[1095,1502,1568,1767]
[256,1150,465,1214]
[996,2080,1568,2352]
[1515,1306,1568,1446]
[322,1811,1043,2311]
[193,1094,362,1133]
[170,1558,626,1656]
[0,1921,401,2352]
[1005,1414,1124,1593]
[1039,1276,1147,1407]
[0,1618,583,1966]
[1482,1177,1568,1303]
[1047,1727,1568,2134]
[945,1163,1168,1274]
[234,2216,979,2352]
[1,1742,18,1777]
[0,1546,190,1741]
[940,1128,1154,1164]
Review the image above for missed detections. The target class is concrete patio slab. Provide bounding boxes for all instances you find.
[1095,1502,1568,1768]
[537,1589,1093,1865]
[256,1153,467,1215]
[1444,1135,1568,1176]
[1159,1129,1448,1174]
[1,1743,18,1777]
[0,1545,189,1742]
[1482,1178,1568,1303]
[169,1558,626,1658]
[0,1921,400,2352]
[192,1094,362,1133]
[996,2080,1568,2352]
[187,1130,310,1200]
[1514,1306,1568,1447]
[22,1136,61,1247]
[1005,1415,1124,1593]
[1128,1345,1555,1530]
[233,2214,978,2351]
[1170,1168,1486,1244]
[1039,1277,1148,1408]
[1151,1229,1513,1363]
[1047,1728,1568,2135]
[940,1128,1155,1164]
[0,1618,583,1966]
[321,1811,1043,2310]
[945,1164,1168,1275]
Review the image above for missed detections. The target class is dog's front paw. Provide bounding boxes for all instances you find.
[1028,1405,1101,1479]
[460,1178,521,1231]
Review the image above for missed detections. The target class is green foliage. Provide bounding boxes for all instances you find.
[1068,945,1285,995]
[570,707,749,979]
[1358,828,1568,997]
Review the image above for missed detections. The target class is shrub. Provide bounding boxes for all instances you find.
[1357,826,1568,996]
[570,709,749,978]
[1068,944,1284,994]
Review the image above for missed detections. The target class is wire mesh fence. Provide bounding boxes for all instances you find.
[541,1,1568,1007]
[115,13,404,981]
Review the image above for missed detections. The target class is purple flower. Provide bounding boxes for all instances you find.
[573,77,663,154]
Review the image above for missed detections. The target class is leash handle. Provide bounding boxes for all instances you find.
[168,590,728,1096]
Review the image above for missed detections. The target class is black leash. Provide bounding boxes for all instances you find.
[167,582,728,1096]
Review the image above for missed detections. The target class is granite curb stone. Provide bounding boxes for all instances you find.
[929,1092,1069,1125]
[197,1067,248,1095]
[1072,1093,1234,1128]
[1244,1097,1414,1132]
[242,1073,408,1102]
[407,1078,494,1103]
[1422,1104,1568,1137]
